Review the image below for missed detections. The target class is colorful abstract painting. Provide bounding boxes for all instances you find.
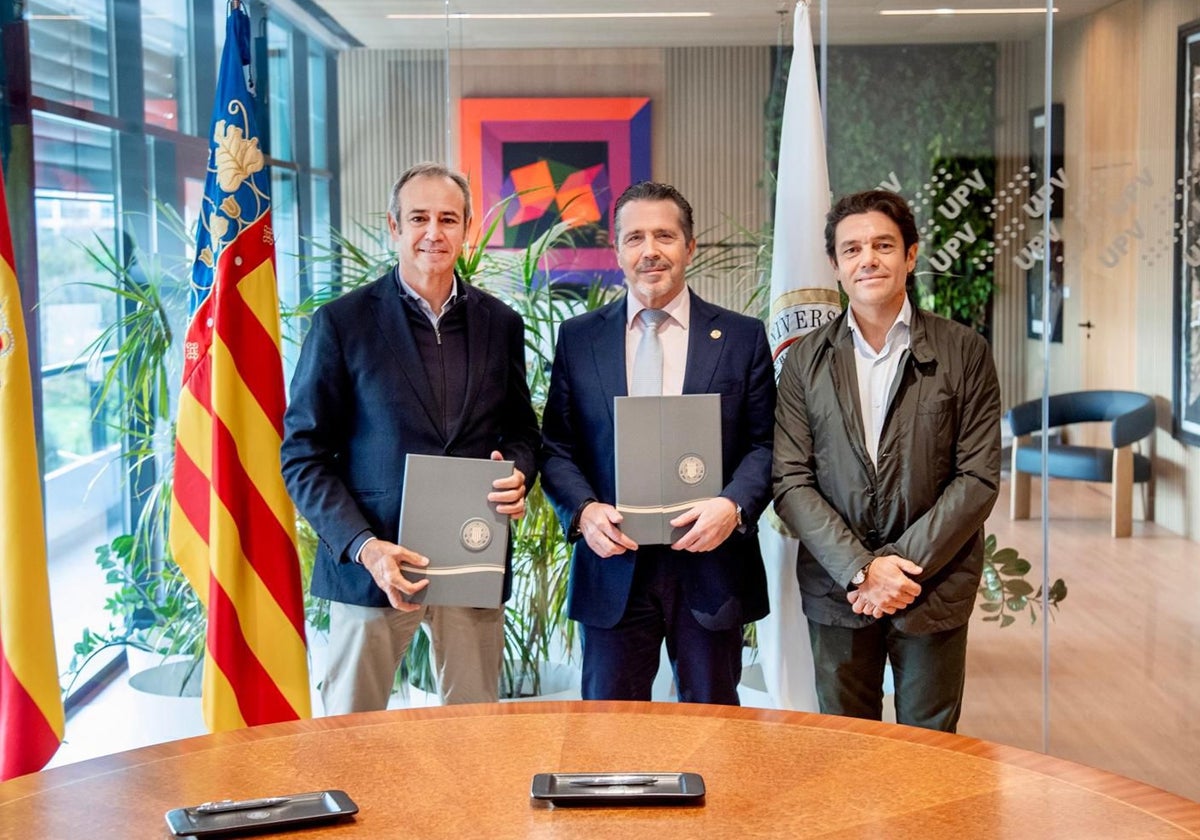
[460,97,652,286]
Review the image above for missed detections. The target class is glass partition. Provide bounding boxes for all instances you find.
[428,0,1197,802]
[1038,0,1199,800]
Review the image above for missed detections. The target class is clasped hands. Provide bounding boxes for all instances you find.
[846,555,923,620]
[578,497,738,558]
[361,451,526,611]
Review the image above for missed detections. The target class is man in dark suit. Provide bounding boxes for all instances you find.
[281,162,539,714]
[540,181,774,705]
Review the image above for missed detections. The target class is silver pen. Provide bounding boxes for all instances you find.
[194,796,291,814]
[567,775,660,787]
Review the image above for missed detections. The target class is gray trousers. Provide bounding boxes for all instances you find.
[322,601,505,715]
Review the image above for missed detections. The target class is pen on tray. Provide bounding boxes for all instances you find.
[194,796,292,814]
[567,775,660,787]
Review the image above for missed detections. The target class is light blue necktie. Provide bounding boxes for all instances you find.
[631,308,669,396]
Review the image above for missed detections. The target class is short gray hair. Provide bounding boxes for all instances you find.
[388,162,473,228]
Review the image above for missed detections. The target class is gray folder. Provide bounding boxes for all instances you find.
[397,454,512,608]
[614,394,723,545]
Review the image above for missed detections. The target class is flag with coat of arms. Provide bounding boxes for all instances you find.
[756,0,843,711]
[169,0,311,732]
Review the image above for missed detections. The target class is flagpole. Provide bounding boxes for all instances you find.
[755,0,842,712]
[170,0,311,733]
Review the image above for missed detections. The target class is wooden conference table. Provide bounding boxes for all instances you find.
[3,701,1199,839]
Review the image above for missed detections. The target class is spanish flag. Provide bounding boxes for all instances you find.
[0,169,65,779]
[168,0,310,731]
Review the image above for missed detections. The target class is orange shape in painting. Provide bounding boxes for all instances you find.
[556,165,603,228]
[507,161,556,225]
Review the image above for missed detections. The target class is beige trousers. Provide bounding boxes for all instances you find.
[321,601,505,715]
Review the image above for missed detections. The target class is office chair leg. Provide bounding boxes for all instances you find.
[1010,438,1031,520]
[1112,446,1133,538]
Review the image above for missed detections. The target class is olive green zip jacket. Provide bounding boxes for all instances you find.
[772,307,1001,633]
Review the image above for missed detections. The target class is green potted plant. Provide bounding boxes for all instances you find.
[63,214,204,697]
[978,534,1067,627]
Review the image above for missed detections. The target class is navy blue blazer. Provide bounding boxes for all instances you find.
[539,291,774,631]
[281,270,540,608]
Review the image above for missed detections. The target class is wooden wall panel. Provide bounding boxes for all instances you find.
[1135,0,1200,537]
[993,40,1031,411]
[336,49,447,254]
[1079,0,1141,396]
[662,47,769,313]
[1032,0,1199,536]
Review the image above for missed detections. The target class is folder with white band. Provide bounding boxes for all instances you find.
[397,454,511,607]
[614,394,723,545]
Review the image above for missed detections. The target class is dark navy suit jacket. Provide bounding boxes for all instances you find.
[281,270,539,608]
[539,291,774,631]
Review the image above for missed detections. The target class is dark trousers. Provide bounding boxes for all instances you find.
[580,550,744,705]
[807,617,970,732]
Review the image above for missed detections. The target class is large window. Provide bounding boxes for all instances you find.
[9,0,342,711]
[142,0,194,133]
[308,47,328,170]
[266,18,294,162]
[28,0,112,115]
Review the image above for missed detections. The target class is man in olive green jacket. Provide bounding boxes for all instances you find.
[772,190,1001,732]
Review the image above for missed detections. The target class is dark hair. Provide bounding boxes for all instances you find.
[388,162,473,228]
[612,181,695,244]
[823,189,918,262]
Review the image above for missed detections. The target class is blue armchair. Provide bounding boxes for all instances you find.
[1006,390,1155,537]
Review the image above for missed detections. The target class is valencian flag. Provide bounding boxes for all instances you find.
[756,1,841,711]
[169,0,310,731]
[0,169,65,779]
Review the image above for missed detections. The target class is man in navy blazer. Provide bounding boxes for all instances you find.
[281,163,539,714]
[540,182,774,705]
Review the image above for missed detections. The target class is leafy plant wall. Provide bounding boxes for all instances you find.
[767,43,999,333]
[821,44,996,198]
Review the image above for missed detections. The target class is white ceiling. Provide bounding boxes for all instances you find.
[308,0,1116,51]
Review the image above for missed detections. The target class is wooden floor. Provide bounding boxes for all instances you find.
[960,477,1200,802]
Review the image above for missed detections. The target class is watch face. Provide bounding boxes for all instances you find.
[460,518,493,552]
[677,453,707,486]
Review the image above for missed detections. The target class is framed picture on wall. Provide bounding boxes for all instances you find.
[1173,21,1200,446]
[1026,240,1064,343]
[459,97,652,287]
[1029,104,1065,218]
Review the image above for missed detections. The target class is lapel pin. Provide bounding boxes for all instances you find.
[710,329,722,340]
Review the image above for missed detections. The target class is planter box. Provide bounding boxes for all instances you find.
[127,658,203,698]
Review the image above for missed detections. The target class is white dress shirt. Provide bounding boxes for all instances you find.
[846,297,912,467]
[625,287,690,396]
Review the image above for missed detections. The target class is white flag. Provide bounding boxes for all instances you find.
[756,1,842,711]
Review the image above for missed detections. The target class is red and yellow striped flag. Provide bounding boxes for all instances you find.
[168,1,310,732]
[0,169,65,779]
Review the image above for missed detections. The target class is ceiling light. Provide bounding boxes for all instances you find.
[386,12,713,21]
[879,7,1056,15]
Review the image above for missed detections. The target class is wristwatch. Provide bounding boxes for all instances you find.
[734,503,744,528]
[850,560,873,588]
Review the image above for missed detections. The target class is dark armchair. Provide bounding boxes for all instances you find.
[1006,390,1155,537]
